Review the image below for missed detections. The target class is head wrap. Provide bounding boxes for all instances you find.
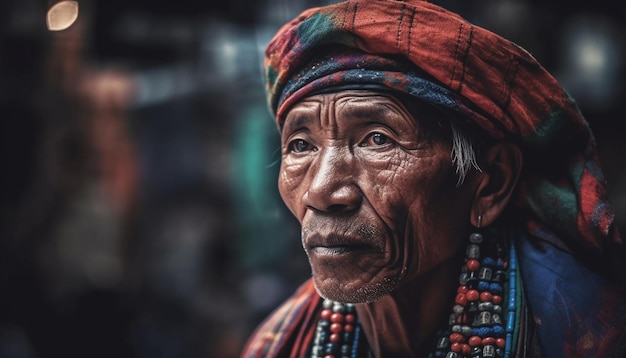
[263,0,623,269]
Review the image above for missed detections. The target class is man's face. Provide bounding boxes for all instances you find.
[278,90,475,303]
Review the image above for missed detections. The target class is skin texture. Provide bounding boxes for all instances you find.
[278,89,523,356]
[278,90,478,303]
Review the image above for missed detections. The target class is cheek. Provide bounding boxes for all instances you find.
[406,174,471,273]
[367,156,435,228]
[278,161,308,219]
[375,156,468,274]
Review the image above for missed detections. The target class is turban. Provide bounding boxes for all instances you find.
[263,0,623,272]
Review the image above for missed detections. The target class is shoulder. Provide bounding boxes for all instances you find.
[241,279,320,358]
[516,233,626,357]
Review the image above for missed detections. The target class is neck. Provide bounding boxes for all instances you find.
[355,250,464,358]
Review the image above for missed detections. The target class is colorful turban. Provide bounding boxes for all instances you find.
[263,0,623,270]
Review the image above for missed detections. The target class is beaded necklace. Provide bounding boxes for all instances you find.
[309,230,518,358]
[310,299,362,358]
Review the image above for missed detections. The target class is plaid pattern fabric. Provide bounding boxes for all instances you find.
[241,280,321,358]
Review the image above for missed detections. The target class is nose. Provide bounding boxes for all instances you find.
[302,147,362,213]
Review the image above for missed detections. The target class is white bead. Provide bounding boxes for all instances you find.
[469,232,483,243]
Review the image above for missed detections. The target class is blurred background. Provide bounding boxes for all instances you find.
[0,0,624,357]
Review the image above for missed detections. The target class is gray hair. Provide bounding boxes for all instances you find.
[450,121,481,187]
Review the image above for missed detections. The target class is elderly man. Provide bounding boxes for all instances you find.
[241,0,626,357]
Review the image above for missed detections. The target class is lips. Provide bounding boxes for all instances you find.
[309,240,380,256]
[303,222,385,256]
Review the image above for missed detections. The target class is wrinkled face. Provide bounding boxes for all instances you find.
[278,90,475,303]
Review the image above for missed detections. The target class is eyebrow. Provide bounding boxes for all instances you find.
[283,113,314,134]
[282,97,409,133]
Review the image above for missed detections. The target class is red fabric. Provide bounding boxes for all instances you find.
[241,280,320,358]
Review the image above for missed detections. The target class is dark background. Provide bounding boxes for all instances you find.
[1,0,624,357]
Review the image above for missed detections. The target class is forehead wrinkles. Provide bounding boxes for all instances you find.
[284,99,320,126]
[283,91,422,138]
[335,94,417,131]
[324,92,417,127]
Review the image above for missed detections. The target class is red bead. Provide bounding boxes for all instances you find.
[329,333,341,343]
[462,343,471,355]
[466,289,479,301]
[320,309,332,320]
[345,314,356,323]
[455,313,468,324]
[449,333,465,343]
[330,313,344,323]
[466,259,480,271]
[330,323,343,333]
[455,292,468,306]
[468,336,482,347]
[457,285,469,294]
[496,338,506,348]
[450,342,462,353]
[492,295,503,305]
[482,337,496,345]
[503,261,508,269]
[324,355,335,358]
[480,291,493,302]
[344,324,354,333]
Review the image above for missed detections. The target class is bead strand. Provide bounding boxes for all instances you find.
[311,299,359,358]
[503,243,517,358]
[429,231,512,358]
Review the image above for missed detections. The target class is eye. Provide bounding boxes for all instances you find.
[360,132,393,147]
[288,138,314,153]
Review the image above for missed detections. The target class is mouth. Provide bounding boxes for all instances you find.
[310,243,379,256]
[305,231,384,257]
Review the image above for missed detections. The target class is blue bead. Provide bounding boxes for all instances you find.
[478,280,490,291]
[482,257,496,267]
[505,333,513,357]
[509,250,517,269]
[506,311,516,332]
[492,325,504,337]
[508,271,516,284]
[326,342,338,351]
[351,324,361,358]
[508,292,516,310]
[473,327,491,338]
[489,282,503,293]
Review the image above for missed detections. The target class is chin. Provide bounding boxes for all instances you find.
[312,274,400,304]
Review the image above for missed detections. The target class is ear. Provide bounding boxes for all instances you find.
[469,142,523,227]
